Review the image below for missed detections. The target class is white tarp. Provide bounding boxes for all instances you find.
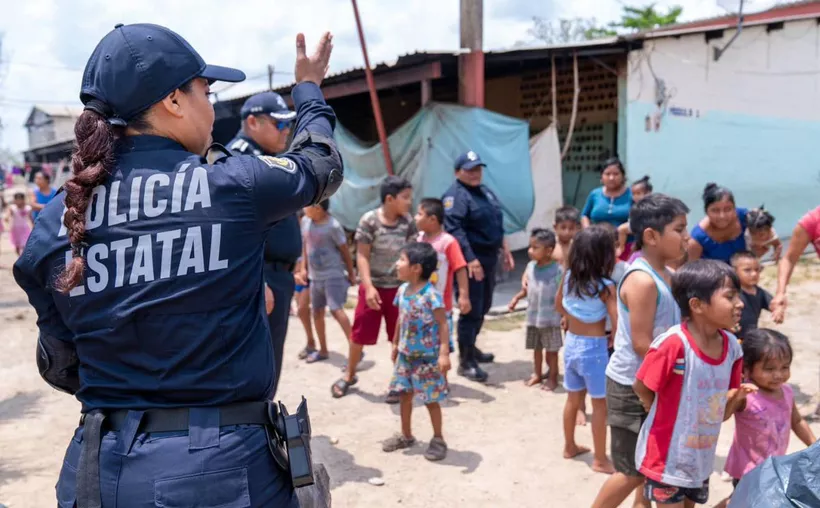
[506,124,564,251]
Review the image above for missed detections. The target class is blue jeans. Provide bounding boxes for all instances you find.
[57,411,297,507]
[563,332,609,399]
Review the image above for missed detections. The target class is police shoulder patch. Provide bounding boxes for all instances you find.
[258,156,296,173]
[443,196,455,210]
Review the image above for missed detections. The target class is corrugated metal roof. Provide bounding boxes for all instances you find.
[215,2,820,106]
[647,0,820,34]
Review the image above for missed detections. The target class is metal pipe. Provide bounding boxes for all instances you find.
[351,0,394,175]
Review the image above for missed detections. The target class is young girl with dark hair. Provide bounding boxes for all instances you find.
[717,329,816,507]
[556,225,618,474]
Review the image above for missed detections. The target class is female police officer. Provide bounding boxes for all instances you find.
[13,23,341,507]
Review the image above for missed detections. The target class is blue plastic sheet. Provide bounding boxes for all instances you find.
[729,441,820,507]
[330,102,534,233]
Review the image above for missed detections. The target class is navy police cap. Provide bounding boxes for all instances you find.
[80,23,246,124]
[454,150,486,171]
[240,92,297,121]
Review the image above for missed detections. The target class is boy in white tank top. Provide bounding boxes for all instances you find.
[593,194,691,508]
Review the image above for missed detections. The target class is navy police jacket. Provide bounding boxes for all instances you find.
[442,180,504,262]
[13,82,338,411]
[227,133,302,266]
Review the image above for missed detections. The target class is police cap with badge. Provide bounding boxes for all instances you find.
[241,91,297,122]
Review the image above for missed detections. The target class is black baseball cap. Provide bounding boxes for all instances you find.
[80,23,245,123]
[240,92,296,121]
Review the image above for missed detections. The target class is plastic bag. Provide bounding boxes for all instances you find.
[729,441,820,507]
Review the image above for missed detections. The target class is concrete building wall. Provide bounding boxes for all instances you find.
[624,19,820,233]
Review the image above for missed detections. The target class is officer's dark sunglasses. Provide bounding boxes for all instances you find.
[252,114,292,131]
[267,117,293,131]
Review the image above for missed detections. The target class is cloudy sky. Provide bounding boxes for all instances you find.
[0,0,776,155]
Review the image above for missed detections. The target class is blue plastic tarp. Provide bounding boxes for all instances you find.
[729,441,820,507]
[329,102,534,233]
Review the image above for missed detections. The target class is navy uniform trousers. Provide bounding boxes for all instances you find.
[264,265,295,399]
[56,409,297,507]
[454,253,497,351]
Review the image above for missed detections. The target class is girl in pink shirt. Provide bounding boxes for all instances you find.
[719,328,816,507]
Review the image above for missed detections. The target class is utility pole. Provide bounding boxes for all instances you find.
[351,0,394,175]
[459,0,484,107]
[267,65,274,91]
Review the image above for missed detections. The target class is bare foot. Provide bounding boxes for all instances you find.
[576,409,588,426]
[592,458,616,475]
[524,374,541,387]
[563,445,591,459]
[541,379,557,391]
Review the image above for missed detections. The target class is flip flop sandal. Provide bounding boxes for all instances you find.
[384,391,401,404]
[331,376,358,399]
[306,351,329,364]
[424,437,448,461]
[382,433,416,453]
[298,347,316,360]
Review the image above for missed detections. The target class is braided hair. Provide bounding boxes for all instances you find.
[55,109,118,293]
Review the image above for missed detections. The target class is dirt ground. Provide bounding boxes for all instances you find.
[1,238,819,508]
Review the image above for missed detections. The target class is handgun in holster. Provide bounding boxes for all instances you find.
[266,396,315,488]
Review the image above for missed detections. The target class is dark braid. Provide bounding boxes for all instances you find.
[55,110,118,293]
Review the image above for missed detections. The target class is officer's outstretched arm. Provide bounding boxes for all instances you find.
[246,82,343,226]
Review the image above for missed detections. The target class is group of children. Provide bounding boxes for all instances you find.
[500,176,814,507]
[291,172,816,501]
[292,176,470,461]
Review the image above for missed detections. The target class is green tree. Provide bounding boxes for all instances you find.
[525,17,616,45]
[613,4,683,31]
[523,3,683,46]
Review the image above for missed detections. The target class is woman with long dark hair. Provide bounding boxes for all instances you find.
[13,23,340,507]
[581,157,633,260]
[687,183,749,264]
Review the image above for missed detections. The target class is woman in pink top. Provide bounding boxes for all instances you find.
[719,329,816,507]
[773,205,820,313]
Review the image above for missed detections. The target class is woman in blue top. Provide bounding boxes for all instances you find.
[687,183,748,264]
[29,171,57,221]
[581,157,633,231]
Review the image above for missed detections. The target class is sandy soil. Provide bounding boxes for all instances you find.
[1,239,818,508]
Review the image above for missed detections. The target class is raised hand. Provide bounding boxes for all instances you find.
[295,32,333,86]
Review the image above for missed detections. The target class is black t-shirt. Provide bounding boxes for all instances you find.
[738,286,772,337]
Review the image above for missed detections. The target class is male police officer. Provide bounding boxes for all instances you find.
[443,151,514,382]
[14,24,340,507]
[229,92,302,398]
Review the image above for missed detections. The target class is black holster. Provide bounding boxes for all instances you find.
[266,397,315,488]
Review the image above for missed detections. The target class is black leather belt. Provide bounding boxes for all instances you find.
[76,402,272,508]
[82,401,272,433]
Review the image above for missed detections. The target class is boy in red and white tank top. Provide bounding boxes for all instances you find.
[633,260,756,507]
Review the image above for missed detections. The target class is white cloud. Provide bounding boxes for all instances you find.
[0,0,778,156]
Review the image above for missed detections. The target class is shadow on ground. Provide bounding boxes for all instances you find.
[402,442,483,474]
[0,391,42,423]
[311,435,384,488]
[482,360,535,386]
[0,457,32,490]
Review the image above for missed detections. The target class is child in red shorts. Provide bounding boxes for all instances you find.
[331,176,416,399]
